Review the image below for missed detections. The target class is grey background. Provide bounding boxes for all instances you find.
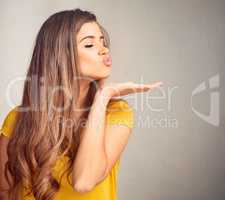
[0,0,225,200]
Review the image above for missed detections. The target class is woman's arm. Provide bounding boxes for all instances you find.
[72,90,110,193]
[72,81,163,193]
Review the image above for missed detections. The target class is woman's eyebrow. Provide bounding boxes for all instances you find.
[79,35,104,43]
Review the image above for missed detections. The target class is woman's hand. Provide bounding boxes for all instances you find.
[97,80,164,100]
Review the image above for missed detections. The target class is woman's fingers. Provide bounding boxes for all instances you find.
[134,81,163,92]
[146,81,163,89]
[98,81,164,98]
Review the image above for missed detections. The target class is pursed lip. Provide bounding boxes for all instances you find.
[102,55,112,66]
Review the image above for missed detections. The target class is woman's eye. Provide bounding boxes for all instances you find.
[84,44,93,48]
[84,43,107,48]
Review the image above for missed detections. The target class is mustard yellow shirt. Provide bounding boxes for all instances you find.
[0,99,134,200]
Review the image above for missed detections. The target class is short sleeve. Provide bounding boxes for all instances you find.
[0,107,19,138]
[106,99,134,129]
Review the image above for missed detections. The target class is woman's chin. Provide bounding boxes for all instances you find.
[93,73,111,81]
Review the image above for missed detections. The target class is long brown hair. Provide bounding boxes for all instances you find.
[4,8,110,200]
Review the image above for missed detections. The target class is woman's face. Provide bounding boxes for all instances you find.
[76,22,112,81]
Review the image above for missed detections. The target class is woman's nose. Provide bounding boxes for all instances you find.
[98,45,109,55]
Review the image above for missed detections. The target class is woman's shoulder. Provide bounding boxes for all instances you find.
[106,98,133,112]
[0,105,20,138]
[106,98,134,129]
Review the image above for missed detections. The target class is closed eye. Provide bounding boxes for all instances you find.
[84,44,93,48]
[84,42,107,48]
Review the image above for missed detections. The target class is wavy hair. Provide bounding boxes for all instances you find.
[4,8,110,200]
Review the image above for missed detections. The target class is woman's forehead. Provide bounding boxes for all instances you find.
[77,22,102,40]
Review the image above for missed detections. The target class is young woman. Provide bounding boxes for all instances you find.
[0,8,163,200]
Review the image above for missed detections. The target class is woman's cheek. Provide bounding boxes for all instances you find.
[79,59,98,77]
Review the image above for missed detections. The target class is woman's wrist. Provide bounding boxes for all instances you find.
[94,90,111,108]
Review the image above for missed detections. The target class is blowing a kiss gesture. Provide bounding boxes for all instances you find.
[97,78,164,100]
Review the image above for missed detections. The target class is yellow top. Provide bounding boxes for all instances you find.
[0,99,134,200]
